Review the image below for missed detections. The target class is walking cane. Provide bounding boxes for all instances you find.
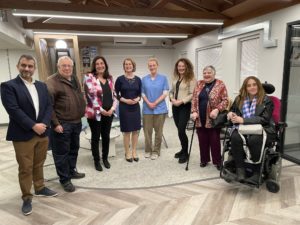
[186,120,196,171]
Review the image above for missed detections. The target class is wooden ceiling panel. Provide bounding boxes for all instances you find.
[0,0,298,43]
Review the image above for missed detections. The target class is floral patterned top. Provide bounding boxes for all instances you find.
[84,73,117,121]
[191,79,229,128]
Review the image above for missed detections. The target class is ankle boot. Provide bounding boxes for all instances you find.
[103,159,111,169]
[236,168,245,182]
[94,161,103,171]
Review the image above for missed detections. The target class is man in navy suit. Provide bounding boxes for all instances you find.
[1,55,57,216]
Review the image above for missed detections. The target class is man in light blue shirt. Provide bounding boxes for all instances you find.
[142,58,169,159]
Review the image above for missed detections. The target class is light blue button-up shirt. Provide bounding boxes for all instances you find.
[142,74,169,115]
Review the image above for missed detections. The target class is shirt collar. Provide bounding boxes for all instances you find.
[19,75,36,84]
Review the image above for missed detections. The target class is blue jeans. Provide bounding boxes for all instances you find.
[51,122,82,184]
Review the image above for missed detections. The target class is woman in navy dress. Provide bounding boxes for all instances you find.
[115,58,142,162]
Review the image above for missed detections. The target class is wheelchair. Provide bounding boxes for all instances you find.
[220,122,286,193]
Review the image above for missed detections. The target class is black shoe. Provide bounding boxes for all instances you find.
[133,157,139,162]
[34,187,58,197]
[126,158,133,163]
[200,162,207,167]
[71,170,85,179]
[62,181,75,192]
[22,199,32,216]
[94,161,103,171]
[103,159,111,169]
[236,168,246,182]
[178,157,188,164]
[215,164,221,171]
[174,150,183,158]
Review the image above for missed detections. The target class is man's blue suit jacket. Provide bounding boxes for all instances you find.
[1,75,52,141]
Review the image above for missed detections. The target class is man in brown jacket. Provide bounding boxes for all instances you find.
[46,56,86,192]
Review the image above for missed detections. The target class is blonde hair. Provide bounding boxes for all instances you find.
[123,58,136,72]
[148,57,159,65]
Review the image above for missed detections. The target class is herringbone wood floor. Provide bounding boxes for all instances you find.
[0,126,300,225]
[1,171,300,225]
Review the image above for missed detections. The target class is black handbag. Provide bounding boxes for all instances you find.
[211,110,228,128]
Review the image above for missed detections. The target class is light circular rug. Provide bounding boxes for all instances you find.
[44,120,221,189]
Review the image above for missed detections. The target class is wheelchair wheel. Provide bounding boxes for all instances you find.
[266,179,280,193]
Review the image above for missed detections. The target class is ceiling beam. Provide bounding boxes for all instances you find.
[0,0,228,20]
[130,0,137,7]
[149,0,171,9]
[109,0,131,8]
[219,0,247,11]
[22,21,195,34]
[182,0,218,12]
[90,0,108,7]
[223,0,300,27]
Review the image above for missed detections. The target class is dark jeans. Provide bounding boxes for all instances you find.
[231,129,264,168]
[172,103,191,156]
[51,122,82,184]
[87,116,113,162]
[196,127,221,165]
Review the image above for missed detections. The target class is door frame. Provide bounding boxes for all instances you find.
[281,20,300,164]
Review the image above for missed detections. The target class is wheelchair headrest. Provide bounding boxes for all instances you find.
[262,82,275,94]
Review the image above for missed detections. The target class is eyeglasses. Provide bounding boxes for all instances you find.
[60,64,73,68]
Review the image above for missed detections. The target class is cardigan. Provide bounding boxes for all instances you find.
[191,79,229,128]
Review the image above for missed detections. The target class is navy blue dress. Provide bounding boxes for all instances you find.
[115,75,142,132]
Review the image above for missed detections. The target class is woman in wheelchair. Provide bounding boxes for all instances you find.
[227,76,276,182]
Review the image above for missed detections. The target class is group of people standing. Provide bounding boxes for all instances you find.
[1,53,276,216]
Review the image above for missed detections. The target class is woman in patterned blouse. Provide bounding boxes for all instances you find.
[191,65,229,170]
[84,56,117,171]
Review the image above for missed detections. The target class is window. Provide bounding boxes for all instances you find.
[196,44,222,79]
[240,37,259,85]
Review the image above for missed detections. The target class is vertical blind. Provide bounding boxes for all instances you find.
[196,45,222,79]
[240,37,259,86]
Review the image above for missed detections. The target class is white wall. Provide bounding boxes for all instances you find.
[174,4,300,99]
[0,49,37,124]
[0,11,33,49]
[100,47,174,80]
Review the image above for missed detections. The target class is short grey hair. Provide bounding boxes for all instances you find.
[57,56,74,66]
[203,65,216,75]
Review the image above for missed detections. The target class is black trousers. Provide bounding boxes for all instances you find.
[88,116,113,162]
[172,103,191,156]
[51,122,82,184]
[231,129,266,168]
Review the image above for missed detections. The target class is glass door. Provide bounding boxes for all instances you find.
[281,20,300,164]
